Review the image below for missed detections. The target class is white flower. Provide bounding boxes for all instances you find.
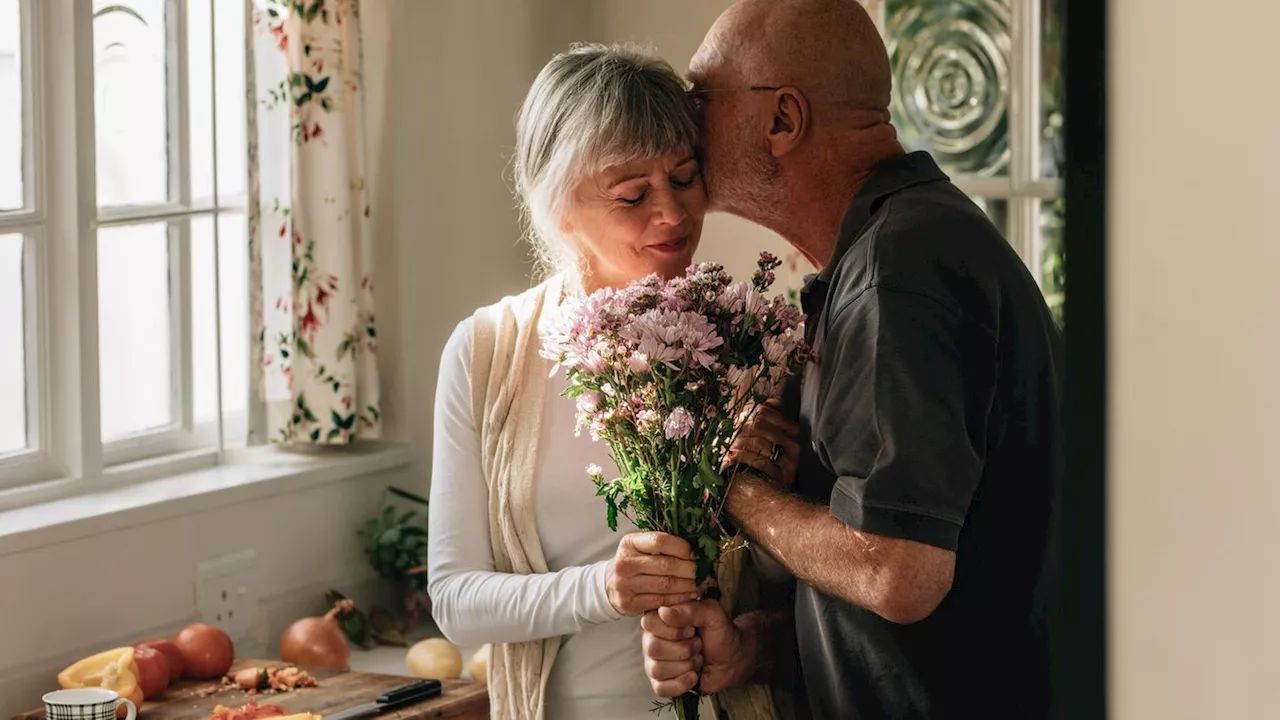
[637,409,661,431]
[664,407,695,440]
[577,390,603,414]
[628,352,651,375]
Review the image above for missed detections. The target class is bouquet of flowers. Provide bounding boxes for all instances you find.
[540,253,808,718]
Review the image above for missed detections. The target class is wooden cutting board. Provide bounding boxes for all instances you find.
[13,660,489,720]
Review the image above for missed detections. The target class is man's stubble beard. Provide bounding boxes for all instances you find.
[703,135,785,229]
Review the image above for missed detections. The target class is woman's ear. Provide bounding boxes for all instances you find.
[765,87,810,159]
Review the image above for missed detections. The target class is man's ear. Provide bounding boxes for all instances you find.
[765,87,809,158]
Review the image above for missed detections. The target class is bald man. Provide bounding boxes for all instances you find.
[641,1,1063,717]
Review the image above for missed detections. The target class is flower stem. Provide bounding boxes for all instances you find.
[675,690,701,719]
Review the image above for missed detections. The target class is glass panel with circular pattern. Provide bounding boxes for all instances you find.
[885,0,1011,177]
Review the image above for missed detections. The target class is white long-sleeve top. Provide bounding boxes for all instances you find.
[427,317,658,720]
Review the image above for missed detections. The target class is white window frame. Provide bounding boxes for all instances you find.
[866,0,1063,286]
[0,0,246,504]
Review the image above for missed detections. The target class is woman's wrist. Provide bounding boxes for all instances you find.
[591,559,626,622]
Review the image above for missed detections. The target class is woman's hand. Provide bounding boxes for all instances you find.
[605,532,701,616]
[641,600,743,696]
[724,400,801,487]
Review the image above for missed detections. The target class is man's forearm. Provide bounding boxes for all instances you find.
[725,474,954,623]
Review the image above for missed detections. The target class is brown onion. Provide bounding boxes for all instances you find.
[279,599,352,670]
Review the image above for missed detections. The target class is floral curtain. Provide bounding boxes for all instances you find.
[246,0,381,445]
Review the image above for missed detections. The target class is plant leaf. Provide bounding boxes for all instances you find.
[378,527,402,546]
[605,497,619,532]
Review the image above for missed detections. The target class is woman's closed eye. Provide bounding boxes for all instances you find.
[613,164,700,206]
[671,170,700,190]
[617,186,649,206]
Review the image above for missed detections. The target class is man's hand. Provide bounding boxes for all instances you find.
[641,599,743,696]
[724,400,802,487]
[605,532,701,616]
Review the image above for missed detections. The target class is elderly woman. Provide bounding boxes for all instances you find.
[426,45,797,720]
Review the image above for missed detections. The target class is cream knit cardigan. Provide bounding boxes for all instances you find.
[468,276,790,720]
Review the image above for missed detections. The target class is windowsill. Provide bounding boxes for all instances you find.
[0,443,418,558]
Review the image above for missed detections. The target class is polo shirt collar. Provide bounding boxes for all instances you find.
[816,151,950,283]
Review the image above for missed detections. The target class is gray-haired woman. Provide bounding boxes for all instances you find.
[426,45,794,720]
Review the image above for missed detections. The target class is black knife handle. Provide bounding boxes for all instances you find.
[378,679,443,706]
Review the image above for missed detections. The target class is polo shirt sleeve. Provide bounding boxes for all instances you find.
[816,285,998,552]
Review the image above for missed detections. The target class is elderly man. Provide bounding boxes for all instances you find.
[641,1,1064,717]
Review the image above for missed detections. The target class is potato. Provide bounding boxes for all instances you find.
[406,638,462,680]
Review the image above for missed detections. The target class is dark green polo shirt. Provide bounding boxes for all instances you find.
[791,151,1063,719]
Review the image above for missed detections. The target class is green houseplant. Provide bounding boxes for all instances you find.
[358,487,431,630]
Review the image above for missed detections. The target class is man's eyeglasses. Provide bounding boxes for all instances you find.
[687,85,783,107]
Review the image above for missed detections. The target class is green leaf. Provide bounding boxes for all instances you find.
[332,410,356,430]
[697,534,720,561]
[697,453,724,491]
[397,510,417,525]
[309,428,321,442]
[605,497,619,532]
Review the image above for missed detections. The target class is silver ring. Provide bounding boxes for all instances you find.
[769,443,784,464]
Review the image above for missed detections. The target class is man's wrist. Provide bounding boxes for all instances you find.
[725,461,775,483]
[720,463,772,536]
[724,468,774,525]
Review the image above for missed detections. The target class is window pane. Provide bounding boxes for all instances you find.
[0,0,24,211]
[1039,198,1065,326]
[192,212,248,427]
[0,233,26,455]
[188,0,249,203]
[972,197,1009,238]
[1041,0,1064,179]
[215,0,247,200]
[886,0,1011,177]
[99,222,174,440]
[94,0,170,207]
[188,0,214,201]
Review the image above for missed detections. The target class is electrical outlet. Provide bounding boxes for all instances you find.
[195,550,261,642]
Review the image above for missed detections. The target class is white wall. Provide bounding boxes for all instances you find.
[365,0,564,488]
[1108,1,1280,717]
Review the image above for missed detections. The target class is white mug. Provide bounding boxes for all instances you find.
[42,689,136,720]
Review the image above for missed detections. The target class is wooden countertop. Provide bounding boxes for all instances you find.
[15,660,489,720]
